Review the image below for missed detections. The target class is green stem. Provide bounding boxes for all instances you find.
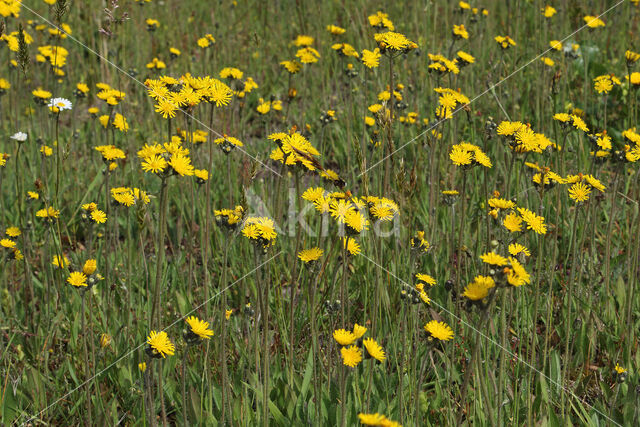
[152,178,169,329]
[456,288,499,425]
[54,113,61,206]
[561,203,581,415]
[182,348,188,426]
[603,168,621,297]
[81,292,92,425]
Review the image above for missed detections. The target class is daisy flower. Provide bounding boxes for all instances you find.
[48,97,73,111]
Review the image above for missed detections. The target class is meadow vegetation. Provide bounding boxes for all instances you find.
[1,0,640,425]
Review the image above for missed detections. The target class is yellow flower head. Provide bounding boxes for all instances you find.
[83,259,97,275]
[568,181,591,203]
[333,329,357,346]
[353,323,367,339]
[146,330,175,358]
[462,275,495,301]
[298,247,324,263]
[341,345,363,367]
[67,271,88,287]
[185,316,214,340]
[480,251,508,266]
[363,338,386,362]
[424,320,454,341]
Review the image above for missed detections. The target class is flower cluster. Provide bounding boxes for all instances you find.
[1,228,22,261]
[334,324,386,367]
[80,203,106,225]
[67,259,100,289]
[449,142,492,168]
[138,138,196,178]
[214,206,245,231]
[241,216,278,248]
[496,121,556,153]
[428,54,460,76]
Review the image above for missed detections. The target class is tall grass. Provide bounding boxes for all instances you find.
[0,1,639,426]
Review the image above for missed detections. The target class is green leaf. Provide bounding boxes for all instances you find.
[300,348,314,399]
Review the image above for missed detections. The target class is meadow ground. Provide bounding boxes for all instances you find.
[1,0,640,425]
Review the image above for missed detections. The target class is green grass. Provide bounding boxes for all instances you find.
[1,0,640,425]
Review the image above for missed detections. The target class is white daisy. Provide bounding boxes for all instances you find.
[10,132,28,142]
[48,97,73,111]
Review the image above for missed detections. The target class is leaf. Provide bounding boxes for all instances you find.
[243,380,290,425]
[300,349,314,399]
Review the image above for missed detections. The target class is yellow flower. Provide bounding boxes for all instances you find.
[549,40,562,51]
[456,50,475,65]
[256,99,270,114]
[594,75,619,94]
[362,338,386,362]
[52,255,70,268]
[295,47,320,64]
[341,345,362,367]
[112,113,129,132]
[40,146,53,156]
[155,100,178,119]
[415,273,436,286]
[626,50,640,65]
[540,57,555,67]
[450,145,472,166]
[345,210,369,233]
[488,198,515,210]
[298,247,323,263]
[505,257,531,286]
[568,181,591,202]
[462,275,495,300]
[185,316,214,340]
[367,11,395,31]
[480,251,508,266]
[508,243,530,257]
[36,206,60,219]
[343,237,361,255]
[329,199,355,223]
[83,259,97,275]
[146,330,175,358]
[280,60,302,74]
[219,67,244,80]
[353,323,367,339]
[90,210,107,224]
[495,35,516,49]
[293,34,314,47]
[5,227,21,237]
[517,208,547,234]
[542,5,556,18]
[302,187,324,202]
[361,48,381,68]
[333,329,356,346]
[358,413,387,425]
[374,31,417,51]
[452,24,469,39]
[67,271,88,287]
[168,154,194,176]
[0,238,16,249]
[424,320,454,341]
[100,333,111,348]
[326,24,346,35]
[584,15,605,28]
